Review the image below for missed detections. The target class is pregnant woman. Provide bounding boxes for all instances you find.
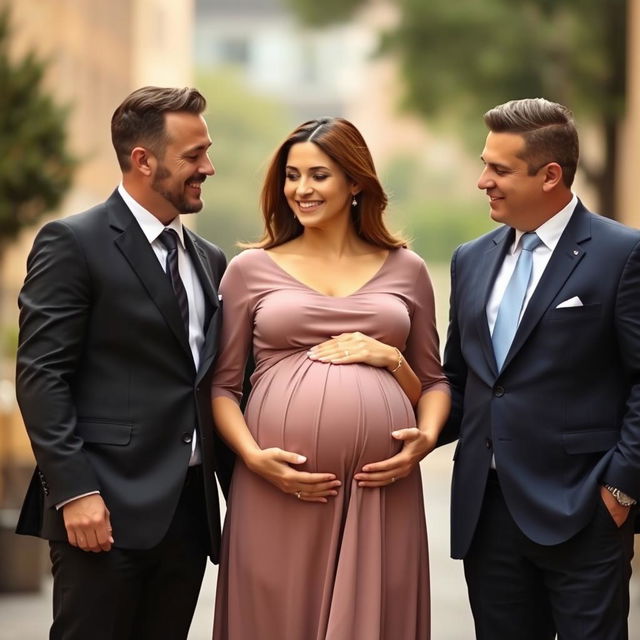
[211,117,450,640]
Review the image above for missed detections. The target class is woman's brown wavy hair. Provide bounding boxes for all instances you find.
[246,117,406,249]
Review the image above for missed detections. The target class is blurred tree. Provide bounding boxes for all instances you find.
[288,0,627,219]
[196,68,292,257]
[0,8,74,258]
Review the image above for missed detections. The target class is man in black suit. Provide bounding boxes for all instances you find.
[443,98,640,639]
[15,86,233,639]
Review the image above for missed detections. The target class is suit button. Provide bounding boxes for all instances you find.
[485,438,493,450]
[182,432,193,444]
[494,386,505,397]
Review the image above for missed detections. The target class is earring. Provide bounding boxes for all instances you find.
[352,196,358,207]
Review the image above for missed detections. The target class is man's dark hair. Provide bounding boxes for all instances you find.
[111,86,206,170]
[484,98,579,188]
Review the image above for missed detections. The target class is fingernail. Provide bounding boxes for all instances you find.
[297,455,306,463]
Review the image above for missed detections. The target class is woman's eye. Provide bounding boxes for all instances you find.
[313,174,328,181]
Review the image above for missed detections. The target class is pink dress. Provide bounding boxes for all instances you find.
[211,248,449,640]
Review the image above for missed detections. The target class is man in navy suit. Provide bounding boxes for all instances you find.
[15,87,233,639]
[443,98,640,639]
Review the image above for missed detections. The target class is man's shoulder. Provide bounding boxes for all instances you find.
[41,190,121,235]
[586,209,640,246]
[454,225,506,260]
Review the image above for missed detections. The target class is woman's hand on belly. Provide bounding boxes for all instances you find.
[353,427,437,488]
[244,447,342,503]
[308,331,398,369]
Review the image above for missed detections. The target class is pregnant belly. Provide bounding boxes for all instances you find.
[244,353,416,475]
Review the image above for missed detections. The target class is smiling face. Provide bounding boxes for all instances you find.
[477,131,550,231]
[284,141,358,231]
[149,111,215,218]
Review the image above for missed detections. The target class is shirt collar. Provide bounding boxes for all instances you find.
[512,194,578,253]
[117,183,185,248]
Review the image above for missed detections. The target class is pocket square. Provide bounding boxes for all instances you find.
[218,294,223,301]
[555,296,583,308]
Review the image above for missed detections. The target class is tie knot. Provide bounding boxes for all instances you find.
[520,232,541,253]
[159,228,179,251]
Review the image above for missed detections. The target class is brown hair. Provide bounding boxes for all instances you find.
[250,117,406,249]
[484,98,579,188]
[111,86,207,171]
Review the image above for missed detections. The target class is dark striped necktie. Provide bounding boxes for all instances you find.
[158,228,190,335]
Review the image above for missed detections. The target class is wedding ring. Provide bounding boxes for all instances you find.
[295,490,302,500]
[391,476,397,483]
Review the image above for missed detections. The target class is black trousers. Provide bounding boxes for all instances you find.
[49,465,210,640]
[463,471,636,640]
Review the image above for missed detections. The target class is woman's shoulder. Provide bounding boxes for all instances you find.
[227,247,267,269]
[388,246,428,271]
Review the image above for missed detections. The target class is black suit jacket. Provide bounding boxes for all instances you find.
[443,201,640,559]
[15,190,234,562]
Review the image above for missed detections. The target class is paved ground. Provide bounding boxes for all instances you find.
[1,443,638,639]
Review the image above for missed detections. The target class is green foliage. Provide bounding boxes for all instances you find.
[384,0,626,126]
[382,153,495,263]
[282,0,364,27]
[0,9,75,251]
[401,199,495,264]
[195,68,293,258]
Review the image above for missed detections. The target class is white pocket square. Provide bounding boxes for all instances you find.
[556,296,583,308]
[218,294,223,301]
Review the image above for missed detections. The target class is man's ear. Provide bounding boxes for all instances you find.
[130,146,155,177]
[541,162,564,192]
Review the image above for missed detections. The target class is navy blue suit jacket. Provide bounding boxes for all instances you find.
[443,201,640,559]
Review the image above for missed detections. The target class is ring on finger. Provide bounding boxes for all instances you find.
[391,476,397,483]
[295,490,302,500]
[344,350,350,357]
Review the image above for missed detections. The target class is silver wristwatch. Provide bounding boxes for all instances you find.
[603,484,637,507]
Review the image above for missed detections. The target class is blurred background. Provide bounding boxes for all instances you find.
[0,0,638,637]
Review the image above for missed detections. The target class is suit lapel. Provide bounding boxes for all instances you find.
[183,229,221,382]
[107,192,193,359]
[500,204,591,372]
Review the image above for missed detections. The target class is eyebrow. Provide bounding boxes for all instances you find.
[481,156,510,170]
[285,165,330,171]
[184,142,212,154]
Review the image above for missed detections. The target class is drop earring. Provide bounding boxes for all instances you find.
[351,196,358,207]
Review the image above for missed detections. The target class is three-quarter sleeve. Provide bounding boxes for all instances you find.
[211,255,254,405]
[404,257,451,397]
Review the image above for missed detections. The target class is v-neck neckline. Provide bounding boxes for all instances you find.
[262,248,394,299]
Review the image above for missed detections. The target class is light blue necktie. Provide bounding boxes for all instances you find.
[492,232,542,370]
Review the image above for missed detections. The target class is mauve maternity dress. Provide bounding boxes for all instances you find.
[212,247,449,640]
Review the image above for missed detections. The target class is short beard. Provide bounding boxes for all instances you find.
[151,164,203,214]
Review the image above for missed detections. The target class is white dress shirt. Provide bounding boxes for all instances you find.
[487,194,578,334]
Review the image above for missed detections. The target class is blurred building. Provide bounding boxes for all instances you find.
[0,0,195,526]
[194,0,372,121]
[193,0,467,187]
